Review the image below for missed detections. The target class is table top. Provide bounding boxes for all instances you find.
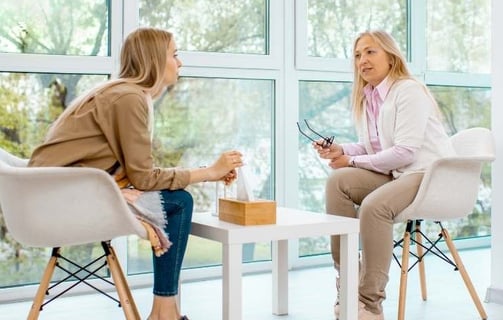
[191,207,359,244]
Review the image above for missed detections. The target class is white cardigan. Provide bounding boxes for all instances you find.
[358,79,454,178]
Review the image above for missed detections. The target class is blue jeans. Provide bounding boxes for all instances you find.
[152,189,193,296]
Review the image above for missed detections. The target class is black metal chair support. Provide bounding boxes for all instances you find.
[40,241,122,311]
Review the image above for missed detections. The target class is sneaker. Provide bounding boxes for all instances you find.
[358,301,384,320]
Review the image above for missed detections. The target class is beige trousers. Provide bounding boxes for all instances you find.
[326,167,423,314]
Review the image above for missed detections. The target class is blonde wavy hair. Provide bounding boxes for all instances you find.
[48,27,172,135]
[351,30,411,121]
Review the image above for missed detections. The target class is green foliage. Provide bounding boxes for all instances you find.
[140,0,267,54]
[307,0,407,58]
[0,0,108,55]
[427,0,491,73]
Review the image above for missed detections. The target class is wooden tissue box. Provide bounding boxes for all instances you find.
[218,198,276,225]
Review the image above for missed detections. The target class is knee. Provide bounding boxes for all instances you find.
[178,189,193,203]
[176,189,194,210]
[161,189,194,212]
[359,198,392,222]
[325,168,353,195]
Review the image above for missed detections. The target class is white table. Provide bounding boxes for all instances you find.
[190,207,360,320]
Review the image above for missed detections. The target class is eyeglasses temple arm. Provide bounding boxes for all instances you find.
[296,122,317,143]
[304,119,329,140]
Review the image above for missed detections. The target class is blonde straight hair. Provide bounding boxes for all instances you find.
[47,27,172,136]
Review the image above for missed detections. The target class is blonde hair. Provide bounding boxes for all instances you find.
[118,27,172,98]
[351,30,411,121]
[47,28,172,136]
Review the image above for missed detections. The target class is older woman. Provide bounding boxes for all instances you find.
[313,30,453,320]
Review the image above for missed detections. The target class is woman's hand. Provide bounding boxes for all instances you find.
[207,150,243,184]
[189,150,243,184]
[221,169,237,186]
[312,139,344,159]
[328,155,351,169]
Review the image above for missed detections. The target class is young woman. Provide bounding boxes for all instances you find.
[29,27,242,320]
[313,30,453,320]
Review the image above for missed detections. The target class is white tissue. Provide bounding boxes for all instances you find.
[236,166,255,201]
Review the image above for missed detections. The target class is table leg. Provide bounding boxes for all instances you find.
[272,239,289,315]
[339,232,359,320]
[222,243,243,320]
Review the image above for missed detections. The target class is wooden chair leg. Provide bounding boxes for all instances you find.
[28,248,59,320]
[414,221,427,301]
[105,244,141,320]
[398,223,412,320]
[441,229,488,320]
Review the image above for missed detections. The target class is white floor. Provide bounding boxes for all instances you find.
[1,248,502,320]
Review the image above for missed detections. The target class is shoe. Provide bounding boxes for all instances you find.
[334,277,341,319]
[358,301,384,320]
[335,299,384,320]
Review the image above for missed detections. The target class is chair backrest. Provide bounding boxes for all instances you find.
[0,148,29,167]
[396,127,495,222]
[450,127,496,158]
[0,149,146,248]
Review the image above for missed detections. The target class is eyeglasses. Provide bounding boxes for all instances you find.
[296,119,334,148]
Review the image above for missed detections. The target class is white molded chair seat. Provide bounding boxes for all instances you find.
[0,147,147,320]
[392,127,495,320]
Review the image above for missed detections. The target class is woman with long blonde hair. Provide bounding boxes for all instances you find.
[313,30,453,320]
[30,27,243,320]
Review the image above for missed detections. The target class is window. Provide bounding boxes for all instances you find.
[426,0,490,73]
[139,0,268,55]
[306,0,407,59]
[297,81,354,256]
[0,0,109,56]
[128,77,275,273]
[296,0,407,71]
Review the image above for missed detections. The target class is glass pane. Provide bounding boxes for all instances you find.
[0,0,109,56]
[307,0,407,59]
[0,72,107,157]
[139,0,268,54]
[298,81,355,256]
[128,77,275,273]
[431,86,491,135]
[426,0,490,73]
[0,246,109,288]
[0,72,108,288]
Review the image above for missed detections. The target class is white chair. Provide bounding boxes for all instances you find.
[0,148,147,320]
[393,127,495,320]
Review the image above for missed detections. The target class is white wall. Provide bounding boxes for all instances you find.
[485,0,503,305]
